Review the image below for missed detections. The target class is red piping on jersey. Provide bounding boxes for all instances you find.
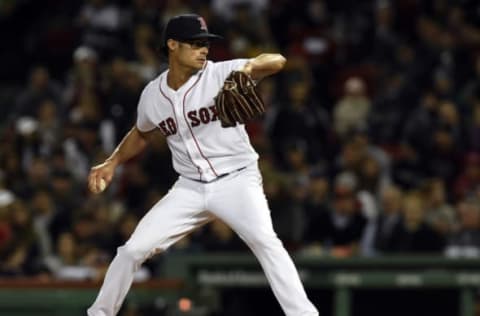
[182,67,219,177]
[159,77,203,179]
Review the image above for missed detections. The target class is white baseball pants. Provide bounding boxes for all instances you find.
[87,163,318,316]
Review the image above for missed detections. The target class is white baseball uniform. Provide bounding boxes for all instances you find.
[87,59,318,316]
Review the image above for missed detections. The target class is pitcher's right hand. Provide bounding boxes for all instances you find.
[88,160,116,194]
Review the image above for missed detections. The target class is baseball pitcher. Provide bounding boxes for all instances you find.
[87,14,319,316]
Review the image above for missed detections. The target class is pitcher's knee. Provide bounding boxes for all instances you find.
[118,241,165,263]
[244,231,283,251]
[117,243,149,264]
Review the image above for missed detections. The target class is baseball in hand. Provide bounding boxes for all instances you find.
[98,178,107,192]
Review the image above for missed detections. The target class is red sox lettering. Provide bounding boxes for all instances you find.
[158,117,177,136]
[158,105,219,136]
[188,105,219,127]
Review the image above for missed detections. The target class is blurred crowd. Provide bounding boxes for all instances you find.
[1,0,480,282]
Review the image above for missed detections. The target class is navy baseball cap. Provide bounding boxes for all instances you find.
[161,14,222,54]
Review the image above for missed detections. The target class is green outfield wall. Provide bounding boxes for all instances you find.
[0,255,479,316]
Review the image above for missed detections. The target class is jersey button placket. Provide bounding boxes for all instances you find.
[174,93,206,178]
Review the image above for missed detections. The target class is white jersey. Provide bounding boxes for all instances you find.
[136,59,258,182]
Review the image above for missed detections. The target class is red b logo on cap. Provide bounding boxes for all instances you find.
[198,17,208,31]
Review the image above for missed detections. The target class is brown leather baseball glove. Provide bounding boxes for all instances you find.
[214,71,265,128]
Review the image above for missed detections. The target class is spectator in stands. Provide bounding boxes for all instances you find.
[44,232,90,279]
[213,0,269,18]
[31,189,57,260]
[64,118,111,182]
[453,152,480,202]
[36,99,63,156]
[424,106,462,184]
[402,91,439,159]
[131,23,163,82]
[394,91,439,189]
[303,172,330,226]
[0,146,24,196]
[128,0,159,27]
[16,157,50,199]
[369,185,404,255]
[76,0,127,61]
[358,155,387,198]
[223,1,274,59]
[14,66,64,120]
[159,0,193,26]
[64,46,101,114]
[0,199,40,276]
[270,71,330,169]
[333,76,371,142]
[44,231,125,282]
[349,127,392,199]
[69,91,104,126]
[304,171,367,257]
[371,1,399,66]
[330,129,385,225]
[383,192,445,253]
[445,199,480,258]
[38,168,82,248]
[422,178,457,236]
[104,57,145,140]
